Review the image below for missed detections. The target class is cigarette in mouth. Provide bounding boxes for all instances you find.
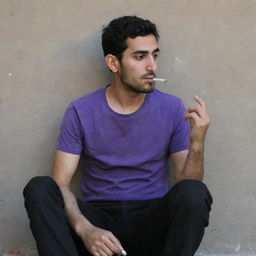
[153,78,167,83]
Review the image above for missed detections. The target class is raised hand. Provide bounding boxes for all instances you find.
[184,95,210,145]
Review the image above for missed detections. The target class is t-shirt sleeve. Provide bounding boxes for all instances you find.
[57,103,83,155]
[169,100,190,153]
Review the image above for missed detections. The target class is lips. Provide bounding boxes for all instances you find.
[143,77,154,80]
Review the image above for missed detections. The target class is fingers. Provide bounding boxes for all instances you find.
[184,96,209,119]
[92,245,112,256]
[184,95,210,126]
[186,106,203,119]
[103,233,122,254]
[184,111,200,121]
[184,95,210,143]
[90,231,123,256]
[194,95,206,109]
[97,248,111,256]
[186,96,207,119]
[108,233,123,251]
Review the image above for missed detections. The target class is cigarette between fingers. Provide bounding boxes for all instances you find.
[119,249,127,256]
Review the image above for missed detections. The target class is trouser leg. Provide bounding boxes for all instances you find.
[23,176,126,256]
[161,179,212,256]
[124,180,212,256]
[23,176,86,256]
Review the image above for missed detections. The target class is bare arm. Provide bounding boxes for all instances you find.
[52,150,123,256]
[171,96,210,182]
[52,150,90,233]
[171,149,188,181]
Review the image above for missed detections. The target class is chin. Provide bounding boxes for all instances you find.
[139,84,155,93]
[143,88,155,93]
[143,82,155,93]
[123,81,155,94]
[135,83,155,93]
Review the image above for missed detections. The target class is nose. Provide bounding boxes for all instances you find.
[145,56,157,73]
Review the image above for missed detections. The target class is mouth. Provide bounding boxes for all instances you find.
[143,76,155,81]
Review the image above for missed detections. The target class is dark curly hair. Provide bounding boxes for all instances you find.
[102,16,159,61]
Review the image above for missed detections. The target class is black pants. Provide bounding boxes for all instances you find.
[23,176,212,256]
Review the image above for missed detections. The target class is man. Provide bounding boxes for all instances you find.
[24,16,212,256]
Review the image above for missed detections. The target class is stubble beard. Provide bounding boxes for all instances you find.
[119,68,155,94]
[122,79,155,94]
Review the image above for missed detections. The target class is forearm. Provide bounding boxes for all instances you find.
[59,184,124,255]
[177,141,204,182]
[58,184,94,235]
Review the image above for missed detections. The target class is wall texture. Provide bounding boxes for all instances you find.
[1,0,256,255]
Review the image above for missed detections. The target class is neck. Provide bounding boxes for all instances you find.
[106,78,146,115]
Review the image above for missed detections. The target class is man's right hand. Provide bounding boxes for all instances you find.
[79,224,124,256]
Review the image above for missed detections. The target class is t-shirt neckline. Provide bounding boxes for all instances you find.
[102,85,150,119]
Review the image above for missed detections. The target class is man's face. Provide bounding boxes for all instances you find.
[118,34,159,93]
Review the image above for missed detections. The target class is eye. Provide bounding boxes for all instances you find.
[153,53,159,59]
[134,55,144,60]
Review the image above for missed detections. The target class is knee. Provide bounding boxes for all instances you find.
[171,179,213,214]
[23,176,60,205]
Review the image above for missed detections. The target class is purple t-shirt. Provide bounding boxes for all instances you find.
[57,87,190,201]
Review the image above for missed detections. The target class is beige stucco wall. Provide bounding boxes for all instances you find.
[1,0,256,254]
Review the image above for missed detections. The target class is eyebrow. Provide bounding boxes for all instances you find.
[132,48,160,54]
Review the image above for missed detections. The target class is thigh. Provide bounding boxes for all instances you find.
[78,200,123,236]
[123,198,170,256]
[124,180,213,256]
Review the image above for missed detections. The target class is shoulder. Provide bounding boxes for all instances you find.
[68,87,105,111]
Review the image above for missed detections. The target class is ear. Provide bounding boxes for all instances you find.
[105,54,120,72]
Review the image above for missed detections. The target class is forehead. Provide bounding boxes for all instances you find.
[125,35,158,53]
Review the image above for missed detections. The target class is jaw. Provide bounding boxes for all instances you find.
[122,80,155,94]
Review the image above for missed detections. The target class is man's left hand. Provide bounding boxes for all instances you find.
[184,95,210,144]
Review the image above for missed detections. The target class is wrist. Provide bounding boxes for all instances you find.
[189,140,204,151]
[74,216,94,236]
